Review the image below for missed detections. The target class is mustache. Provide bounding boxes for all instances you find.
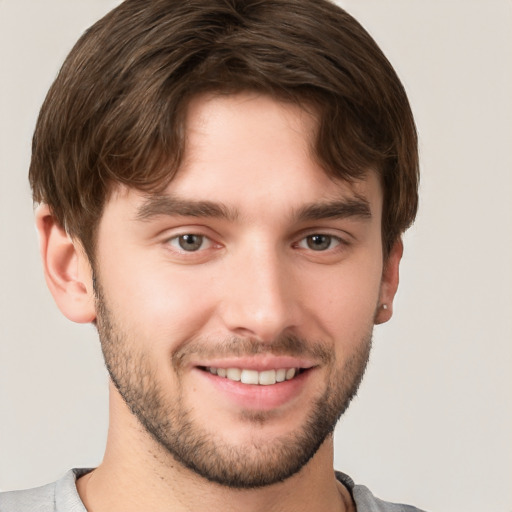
[172,334,333,369]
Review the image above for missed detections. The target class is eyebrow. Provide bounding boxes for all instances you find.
[135,195,238,222]
[295,197,372,222]
[135,194,372,224]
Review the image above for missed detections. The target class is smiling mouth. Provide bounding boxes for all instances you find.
[200,367,307,386]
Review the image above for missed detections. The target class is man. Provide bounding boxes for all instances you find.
[0,0,423,510]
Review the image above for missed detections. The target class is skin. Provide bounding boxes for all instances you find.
[37,92,402,512]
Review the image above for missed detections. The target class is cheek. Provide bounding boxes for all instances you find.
[98,255,217,348]
[308,256,382,340]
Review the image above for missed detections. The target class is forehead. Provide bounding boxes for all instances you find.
[107,92,382,221]
[177,92,379,205]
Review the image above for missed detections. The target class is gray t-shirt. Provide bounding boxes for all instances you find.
[0,468,427,511]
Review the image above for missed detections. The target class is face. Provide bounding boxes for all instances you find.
[92,93,391,488]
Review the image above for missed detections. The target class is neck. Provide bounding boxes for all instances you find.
[77,386,352,512]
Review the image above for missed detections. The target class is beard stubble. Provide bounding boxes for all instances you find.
[94,281,372,489]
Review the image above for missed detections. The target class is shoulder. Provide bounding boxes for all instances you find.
[336,471,428,512]
[0,469,90,512]
[0,481,56,512]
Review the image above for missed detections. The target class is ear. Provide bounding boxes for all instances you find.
[374,239,403,325]
[35,204,96,323]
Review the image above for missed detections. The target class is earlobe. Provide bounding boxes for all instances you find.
[374,239,403,325]
[35,204,96,323]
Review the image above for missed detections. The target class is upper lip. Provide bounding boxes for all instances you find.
[191,355,317,372]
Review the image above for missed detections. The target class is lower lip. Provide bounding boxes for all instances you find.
[194,368,312,411]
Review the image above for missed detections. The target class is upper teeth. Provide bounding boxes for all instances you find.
[207,367,298,385]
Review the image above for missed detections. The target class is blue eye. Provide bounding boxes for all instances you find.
[299,234,341,251]
[169,234,209,252]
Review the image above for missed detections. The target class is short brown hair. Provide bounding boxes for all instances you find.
[29,0,419,261]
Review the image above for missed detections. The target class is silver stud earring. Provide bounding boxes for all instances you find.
[381,304,388,310]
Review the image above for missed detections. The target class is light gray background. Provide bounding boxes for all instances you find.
[1,1,511,511]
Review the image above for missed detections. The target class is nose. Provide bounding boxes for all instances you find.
[217,243,300,342]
